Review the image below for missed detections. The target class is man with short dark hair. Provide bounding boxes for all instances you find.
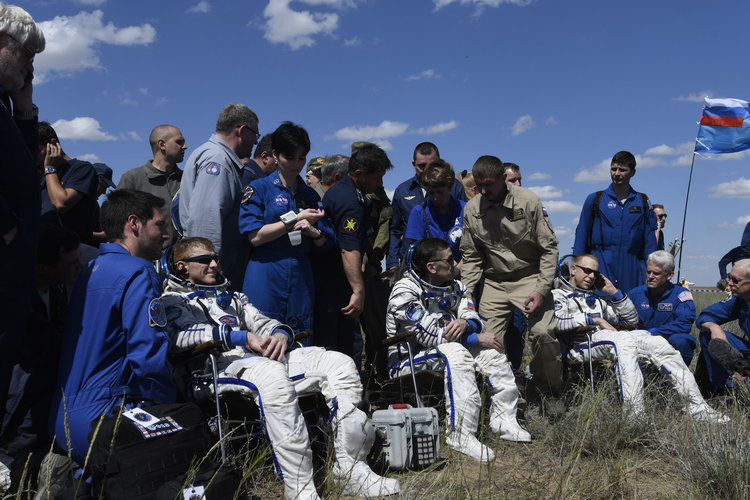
[241,133,274,186]
[180,104,260,290]
[117,124,187,247]
[387,142,465,271]
[51,189,175,464]
[573,151,658,293]
[503,162,522,186]
[629,251,697,365]
[38,121,100,247]
[313,144,392,362]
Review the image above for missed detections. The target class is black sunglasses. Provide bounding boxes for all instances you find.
[180,254,220,265]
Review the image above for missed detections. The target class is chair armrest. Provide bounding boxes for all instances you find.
[381,331,416,349]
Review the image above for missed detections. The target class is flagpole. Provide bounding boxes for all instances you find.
[676,151,697,282]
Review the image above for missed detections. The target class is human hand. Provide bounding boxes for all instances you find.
[599,274,618,295]
[592,316,615,331]
[341,290,364,318]
[247,332,287,361]
[297,208,325,225]
[523,292,544,315]
[8,73,33,110]
[44,143,64,169]
[443,319,468,342]
[293,219,319,238]
[476,332,504,352]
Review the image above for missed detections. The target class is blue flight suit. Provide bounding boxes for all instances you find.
[696,296,750,390]
[238,171,333,335]
[387,176,465,269]
[573,184,657,293]
[629,283,697,365]
[312,175,369,360]
[51,244,176,464]
[404,197,466,263]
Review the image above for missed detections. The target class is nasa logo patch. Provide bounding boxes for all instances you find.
[607,200,617,209]
[241,185,254,204]
[274,194,289,207]
[219,315,239,327]
[657,303,673,312]
[148,298,167,327]
[205,162,221,176]
[448,226,462,244]
[640,301,650,310]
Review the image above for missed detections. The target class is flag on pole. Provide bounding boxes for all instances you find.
[695,98,750,154]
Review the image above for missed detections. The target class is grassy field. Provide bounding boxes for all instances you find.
[16,291,749,500]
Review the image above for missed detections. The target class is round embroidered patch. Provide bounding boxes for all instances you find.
[607,200,617,209]
[343,217,358,233]
[275,194,289,206]
[241,185,254,204]
[405,303,424,322]
[148,298,167,327]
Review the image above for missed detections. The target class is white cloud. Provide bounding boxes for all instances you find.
[527,185,563,199]
[412,120,458,135]
[644,142,694,155]
[77,153,101,163]
[574,157,610,183]
[262,0,339,50]
[333,120,409,141]
[434,0,534,11]
[35,10,156,82]
[528,172,550,180]
[298,0,356,6]
[633,155,668,168]
[511,114,535,136]
[406,69,439,81]
[545,116,558,126]
[674,91,714,102]
[51,117,117,142]
[74,0,106,5]
[554,226,572,238]
[343,36,361,47]
[124,131,142,141]
[738,214,750,225]
[708,177,750,199]
[385,188,395,201]
[543,200,581,213]
[187,1,211,13]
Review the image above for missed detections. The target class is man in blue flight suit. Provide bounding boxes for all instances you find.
[573,150,658,293]
[696,258,750,394]
[386,142,465,273]
[629,251,697,365]
[51,189,176,464]
[313,144,393,364]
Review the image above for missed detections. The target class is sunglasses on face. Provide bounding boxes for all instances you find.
[180,254,220,265]
[574,265,599,276]
[727,274,748,285]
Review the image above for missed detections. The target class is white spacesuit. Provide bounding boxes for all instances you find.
[161,273,399,500]
[552,276,727,422]
[386,268,531,463]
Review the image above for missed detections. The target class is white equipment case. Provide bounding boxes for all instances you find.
[370,403,439,470]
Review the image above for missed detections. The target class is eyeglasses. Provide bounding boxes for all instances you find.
[5,34,34,63]
[242,125,260,141]
[414,162,428,169]
[727,274,748,285]
[574,265,599,276]
[180,254,220,265]
[656,214,668,219]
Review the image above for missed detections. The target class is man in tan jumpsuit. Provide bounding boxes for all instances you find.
[460,155,563,403]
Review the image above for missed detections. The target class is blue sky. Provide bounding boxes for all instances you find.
[21,0,750,285]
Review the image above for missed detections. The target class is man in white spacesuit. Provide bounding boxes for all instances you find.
[386,238,531,464]
[160,237,399,500]
[552,253,727,421]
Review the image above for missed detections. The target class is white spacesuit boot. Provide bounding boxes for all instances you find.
[488,391,531,442]
[443,367,495,463]
[331,401,400,497]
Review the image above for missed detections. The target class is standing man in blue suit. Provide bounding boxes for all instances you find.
[629,251,697,366]
[573,150,657,293]
[52,189,175,464]
[386,142,465,272]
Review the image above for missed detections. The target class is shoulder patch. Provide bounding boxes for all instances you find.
[205,162,221,176]
[678,291,693,302]
[148,298,167,328]
[405,302,425,322]
[241,185,254,205]
[342,216,359,233]
[542,206,549,217]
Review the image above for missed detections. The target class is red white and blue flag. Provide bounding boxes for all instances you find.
[695,98,750,154]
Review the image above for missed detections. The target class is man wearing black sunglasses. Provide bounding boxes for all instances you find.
[697,259,750,395]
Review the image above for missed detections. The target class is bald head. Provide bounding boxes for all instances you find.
[149,124,187,170]
[149,125,179,154]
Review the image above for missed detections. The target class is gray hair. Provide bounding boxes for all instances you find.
[647,250,675,274]
[321,154,349,185]
[734,259,750,279]
[0,3,44,53]
[215,104,258,134]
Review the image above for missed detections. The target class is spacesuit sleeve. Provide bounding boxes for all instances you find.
[238,293,294,344]
[606,292,640,327]
[573,193,595,256]
[122,268,176,404]
[161,293,218,352]
[456,284,483,330]
[552,289,593,332]
[387,280,445,348]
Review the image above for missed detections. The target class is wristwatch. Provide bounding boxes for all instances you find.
[280,210,297,230]
[44,167,57,175]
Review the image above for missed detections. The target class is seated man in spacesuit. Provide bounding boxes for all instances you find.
[553,253,727,422]
[160,237,399,500]
[386,238,531,464]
